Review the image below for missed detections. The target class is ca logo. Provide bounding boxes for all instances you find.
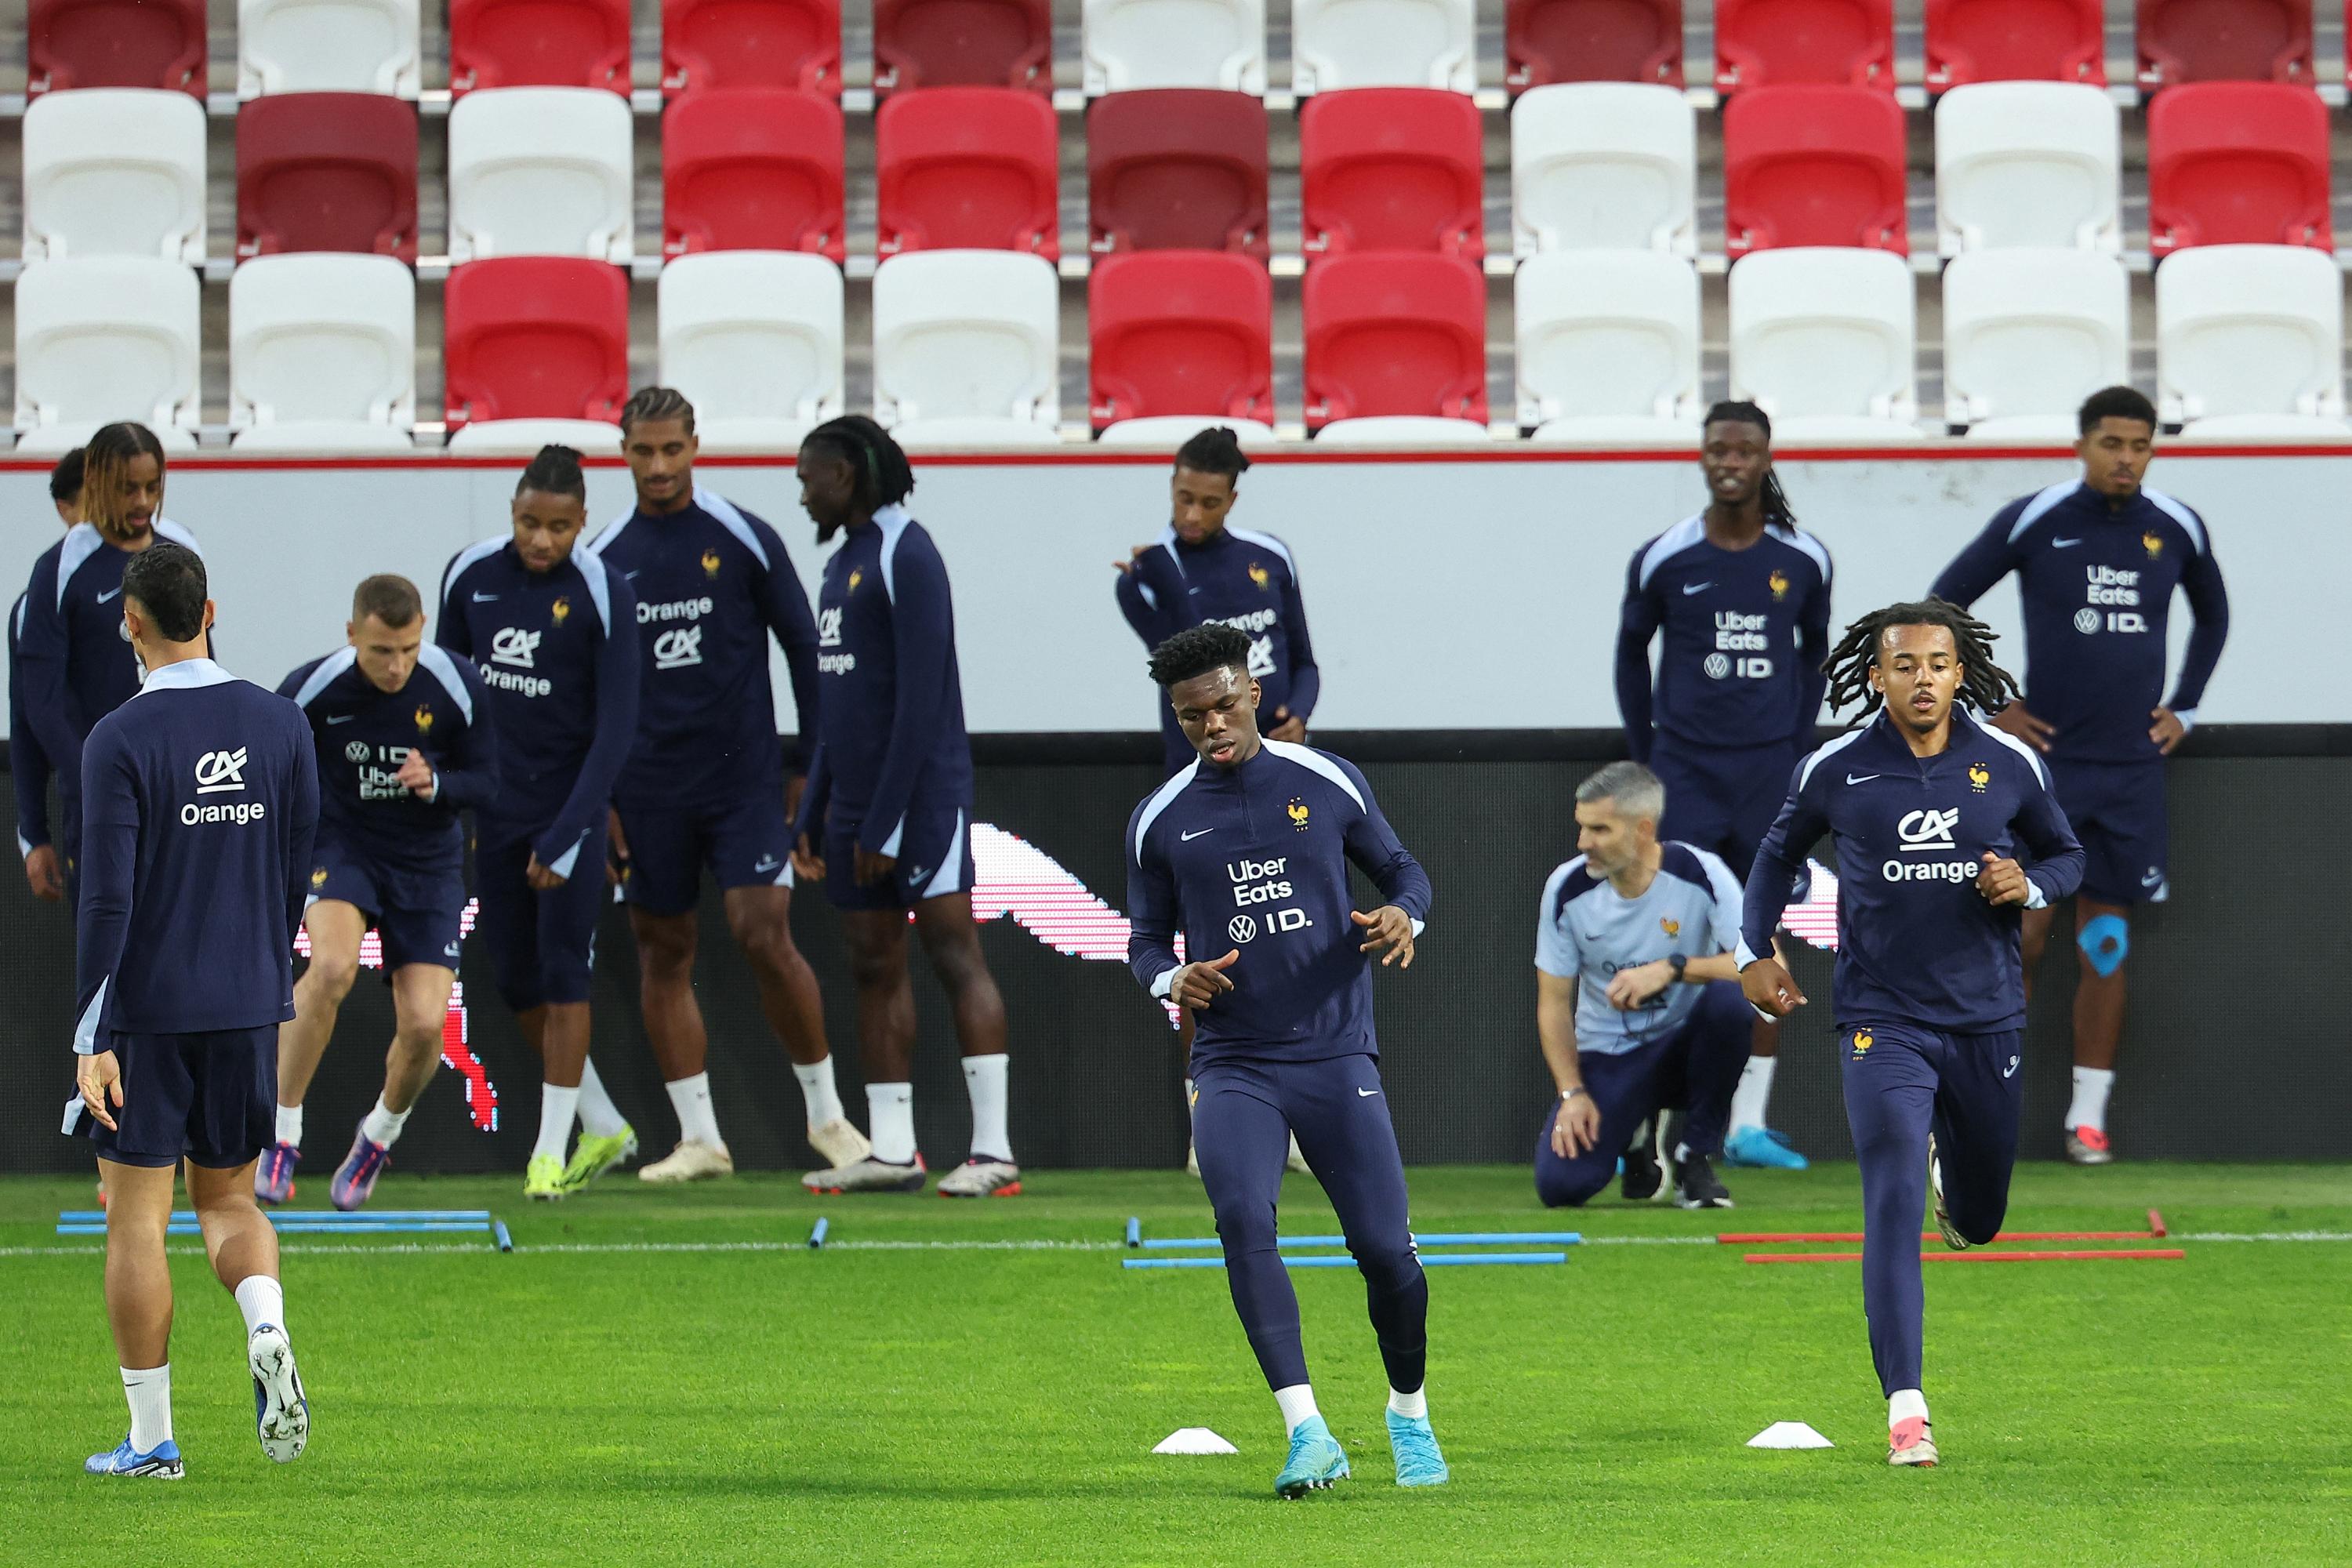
[194,747,249,794]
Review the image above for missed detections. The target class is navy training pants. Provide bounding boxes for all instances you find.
[1533,978,1749,1207]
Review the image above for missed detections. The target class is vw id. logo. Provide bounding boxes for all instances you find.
[1228,914,1257,944]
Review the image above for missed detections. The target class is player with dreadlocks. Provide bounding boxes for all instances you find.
[1614,401,1831,1182]
[1739,597,2082,1469]
[787,416,1018,1197]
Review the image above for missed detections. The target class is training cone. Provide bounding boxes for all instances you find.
[1154,1428,1240,1455]
[1748,1422,1835,1450]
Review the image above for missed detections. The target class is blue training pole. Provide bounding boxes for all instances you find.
[1140,1231,1582,1250]
[1124,1251,1567,1270]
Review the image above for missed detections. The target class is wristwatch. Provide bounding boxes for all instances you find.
[1668,952,1689,982]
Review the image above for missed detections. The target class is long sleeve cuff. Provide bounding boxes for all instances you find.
[2024,877,2050,911]
[1149,966,1179,1000]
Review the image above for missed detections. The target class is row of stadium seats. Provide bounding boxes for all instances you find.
[26,0,2339,100]
[18,79,2339,270]
[13,244,2345,453]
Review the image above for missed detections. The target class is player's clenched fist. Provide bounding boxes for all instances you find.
[1740,956,1806,1018]
[1170,949,1240,1009]
[1975,851,2031,906]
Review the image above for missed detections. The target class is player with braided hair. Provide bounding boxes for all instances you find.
[1739,599,2082,1468]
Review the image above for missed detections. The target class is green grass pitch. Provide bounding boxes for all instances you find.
[3,1163,2347,1567]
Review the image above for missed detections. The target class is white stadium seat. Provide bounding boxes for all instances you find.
[1942,249,2128,436]
[872,251,1061,431]
[1527,416,1698,445]
[22,89,208,265]
[1515,249,1700,431]
[1728,248,1920,441]
[1083,0,1267,95]
[1290,0,1475,93]
[446,418,625,454]
[239,0,422,96]
[659,252,844,454]
[1312,416,1491,444]
[1511,83,1696,257]
[13,257,201,448]
[448,87,633,264]
[229,254,416,448]
[893,418,1067,449]
[2157,244,2347,430]
[1096,416,1279,447]
[1936,82,2120,256]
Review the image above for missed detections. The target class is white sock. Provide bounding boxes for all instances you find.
[535,1083,579,1162]
[2067,1066,2114,1131]
[274,1104,303,1148]
[575,1060,629,1138]
[360,1094,411,1149]
[665,1072,724,1147]
[793,1055,847,1131]
[1274,1383,1320,1435]
[1387,1385,1428,1420]
[963,1053,1012,1163]
[121,1364,172,1452]
[1730,1055,1777,1132]
[1889,1388,1929,1428]
[233,1274,285,1337]
[868,1083,916,1164]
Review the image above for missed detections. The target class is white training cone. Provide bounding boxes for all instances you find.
[1748,1421,1835,1450]
[1154,1428,1240,1455]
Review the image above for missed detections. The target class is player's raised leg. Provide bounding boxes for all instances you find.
[1841,1024,1941,1468]
[187,1152,307,1464]
[89,1156,183,1478]
[260,897,367,1203]
[1929,1029,2026,1251]
[722,880,869,1170]
[331,961,456,1210]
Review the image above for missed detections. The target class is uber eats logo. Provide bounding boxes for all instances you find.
[1227,856,1313,937]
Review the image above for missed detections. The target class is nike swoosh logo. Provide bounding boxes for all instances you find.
[753,856,781,873]
[1180,829,1215,841]
[327,714,358,725]
[1846,773,1882,785]
[97,587,123,603]
[622,571,641,581]
[1356,1087,1380,1098]
[2051,538,2082,548]
[472,592,499,601]
[2003,1057,2020,1079]
[1682,582,1711,596]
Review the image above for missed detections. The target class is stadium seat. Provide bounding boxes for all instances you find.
[1095,415,1279,446]
[2145,82,2332,256]
[1088,252,1273,430]
[1940,249,2127,436]
[1726,246,1918,438]
[892,418,1065,448]
[448,417,624,452]
[1300,89,1484,259]
[1301,252,1486,428]
[1922,0,2104,89]
[1722,85,1908,255]
[13,257,201,449]
[1511,82,1697,256]
[239,0,423,96]
[1514,250,1700,434]
[448,87,635,263]
[236,93,420,260]
[876,88,1061,258]
[2137,0,2313,87]
[28,0,207,96]
[228,254,416,449]
[1714,0,1895,91]
[22,89,208,265]
[659,252,845,451]
[1934,82,2119,253]
[1526,416,1698,445]
[1506,0,1683,89]
[873,0,1052,93]
[1313,416,1491,443]
[448,0,631,93]
[443,258,630,431]
[2155,243,2344,427]
[871,250,1061,430]
[1083,0,1267,94]
[1087,90,1269,256]
[662,89,846,261]
[662,0,841,95]
[1291,0,1477,93]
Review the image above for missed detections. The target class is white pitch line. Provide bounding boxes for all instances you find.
[1581,1236,1719,1246]
[2174,1231,2352,1243]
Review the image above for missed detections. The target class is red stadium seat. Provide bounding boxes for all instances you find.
[1089,253,1273,429]
[236,93,421,263]
[1087,90,1269,258]
[1925,0,2105,87]
[1715,0,1894,90]
[2137,0,2313,87]
[877,87,1060,257]
[1300,89,1485,260]
[662,89,846,261]
[2147,82,2332,255]
[443,259,630,426]
[662,0,842,95]
[873,0,1051,94]
[28,0,206,95]
[1506,0,1684,89]
[1723,85,1908,254]
[1301,253,1487,428]
[449,0,632,93]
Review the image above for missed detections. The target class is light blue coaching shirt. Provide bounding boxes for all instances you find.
[1534,843,1745,1052]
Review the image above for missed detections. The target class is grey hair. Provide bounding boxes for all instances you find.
[1576,761,1666,826]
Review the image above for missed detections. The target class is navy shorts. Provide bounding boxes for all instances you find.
[309,833,466,971]
[474,829,605,1011]
[76,1025,279,1170]
[615,787,794,916]
[2047,757,2167,906]
[1650,734,1804,887]
[825,803,975,911]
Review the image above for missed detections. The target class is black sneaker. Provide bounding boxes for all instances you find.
[1675,1151,1734,1210]
[1620,1118,1664,1201]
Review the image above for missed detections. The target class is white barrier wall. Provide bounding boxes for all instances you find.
[0,448,2336,731]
